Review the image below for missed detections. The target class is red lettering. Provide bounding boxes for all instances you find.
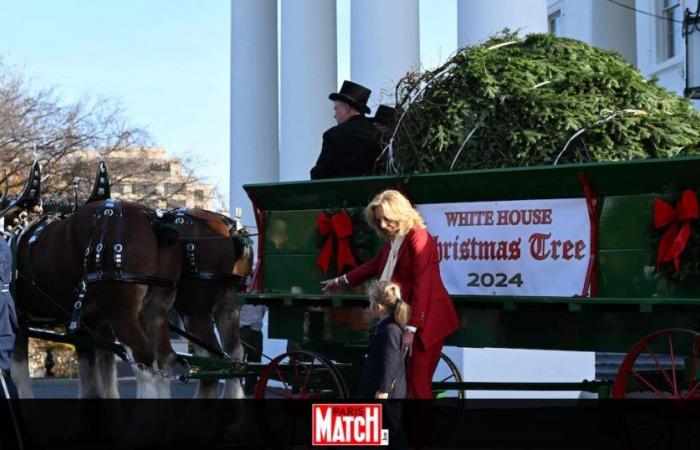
[445,212,459,226]
[541,209,552,224]
[550,239,561,260]
[528,233,551,260]
[575,240,586,259]
[562,240,575,260]
[497,210,508,225]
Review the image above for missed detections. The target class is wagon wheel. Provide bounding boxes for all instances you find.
[613,328,700,399]
[254,350,349,399]
[253,350,348,449]
[431,352,466,443]
[613,329,700,450]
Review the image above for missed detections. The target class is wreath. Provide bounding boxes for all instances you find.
[315,207,381,276]
[651,186,700,283]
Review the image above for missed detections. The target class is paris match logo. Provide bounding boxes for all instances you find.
[312,404,389,446]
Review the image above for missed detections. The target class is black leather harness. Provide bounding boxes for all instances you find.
[17,199,178,332]
[172,208,248,289]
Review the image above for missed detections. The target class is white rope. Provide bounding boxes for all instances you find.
[553,109,647,165]
[449,126,480,170]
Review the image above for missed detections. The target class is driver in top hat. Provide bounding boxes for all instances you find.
[310,80,381,179]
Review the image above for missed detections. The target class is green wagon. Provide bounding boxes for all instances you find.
[237,156,700,400]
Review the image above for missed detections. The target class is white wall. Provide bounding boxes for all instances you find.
[635,0,686,95]
[458,0,548,46]
[549,0,593,43]
[593,0,637,63]
[549,0,636,63]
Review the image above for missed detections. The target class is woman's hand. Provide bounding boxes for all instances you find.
[375,391,389,399]
[320,276,345,295]
[402,330,415,357]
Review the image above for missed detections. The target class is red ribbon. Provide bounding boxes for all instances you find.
[654,189,699,271]
[316,211,357,275]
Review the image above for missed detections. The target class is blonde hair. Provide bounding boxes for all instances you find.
[368,281,411,328]
[363,190,426,239]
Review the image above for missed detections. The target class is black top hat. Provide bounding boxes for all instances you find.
[371,104,398,127]
[329,80,372,114]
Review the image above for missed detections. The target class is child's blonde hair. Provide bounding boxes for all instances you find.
[368,280,411,328]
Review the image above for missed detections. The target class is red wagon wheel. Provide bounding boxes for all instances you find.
[254,350,349,399]
[613,328,700,399]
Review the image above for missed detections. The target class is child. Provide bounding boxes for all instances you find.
[360,281,411,399]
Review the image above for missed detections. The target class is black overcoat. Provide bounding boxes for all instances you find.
[310,115,380,179]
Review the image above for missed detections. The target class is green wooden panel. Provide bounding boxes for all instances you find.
[598,250,700,298]
[263,255,376,294]
[598,195,653,251]
[262,300,700,354]
[264,209,383,256]
[264,255,324,294]
[264,210,321,255]
[245,157,700,211]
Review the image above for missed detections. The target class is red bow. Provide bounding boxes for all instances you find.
[654,189,699,271]
[316,211,357,274]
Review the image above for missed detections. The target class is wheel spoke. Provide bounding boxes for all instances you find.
[291,356,302,391]
[643,343,676,393]
[668,335,679,397]
[630,368,668,398]
[265,386,294,399]
[688,336,700,393]
[683,378,700,399]
[313,371,334,397]
[439,373,456,383]
[300,359,316,396]
[274,365,293,393]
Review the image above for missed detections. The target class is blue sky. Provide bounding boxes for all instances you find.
[0,0,456,203]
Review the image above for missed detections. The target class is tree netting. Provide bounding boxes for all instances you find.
[378,32,700,174]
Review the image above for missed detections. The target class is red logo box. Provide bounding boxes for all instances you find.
[312,403,388,446]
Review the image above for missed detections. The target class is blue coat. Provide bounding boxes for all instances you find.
[359,317,407,399]
[0,237,18,371]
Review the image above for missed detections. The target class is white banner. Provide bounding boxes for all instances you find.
[416,199,591,297]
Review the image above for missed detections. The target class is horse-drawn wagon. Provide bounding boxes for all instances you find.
[5,155,700,403]
[234,155,700,400]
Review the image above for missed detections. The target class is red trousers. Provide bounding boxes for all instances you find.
[406,337,444,399]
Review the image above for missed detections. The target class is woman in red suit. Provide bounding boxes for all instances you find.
[321,189,460,398]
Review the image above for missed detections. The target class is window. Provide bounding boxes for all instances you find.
[548,10,562,36]
[194,189,205,202]
[658,0,682,62]
[149,162,171,173]
[164,183,180,196]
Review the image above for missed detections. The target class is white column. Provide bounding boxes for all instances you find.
[351,0,420,110]
[230,0,278,220]
[280,0,337,181]
[458,0,547,47]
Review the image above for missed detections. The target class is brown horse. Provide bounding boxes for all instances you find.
[3,164,183,399]
[170,208,253,398]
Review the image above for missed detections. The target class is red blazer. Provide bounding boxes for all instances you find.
[346,227,460,349]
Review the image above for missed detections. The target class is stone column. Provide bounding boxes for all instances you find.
[351,0,420,110]
[280,0,338,181]
[230,0,278,220]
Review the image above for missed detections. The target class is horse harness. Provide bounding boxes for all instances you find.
[19,199,178,332]
[171,208,248,290]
